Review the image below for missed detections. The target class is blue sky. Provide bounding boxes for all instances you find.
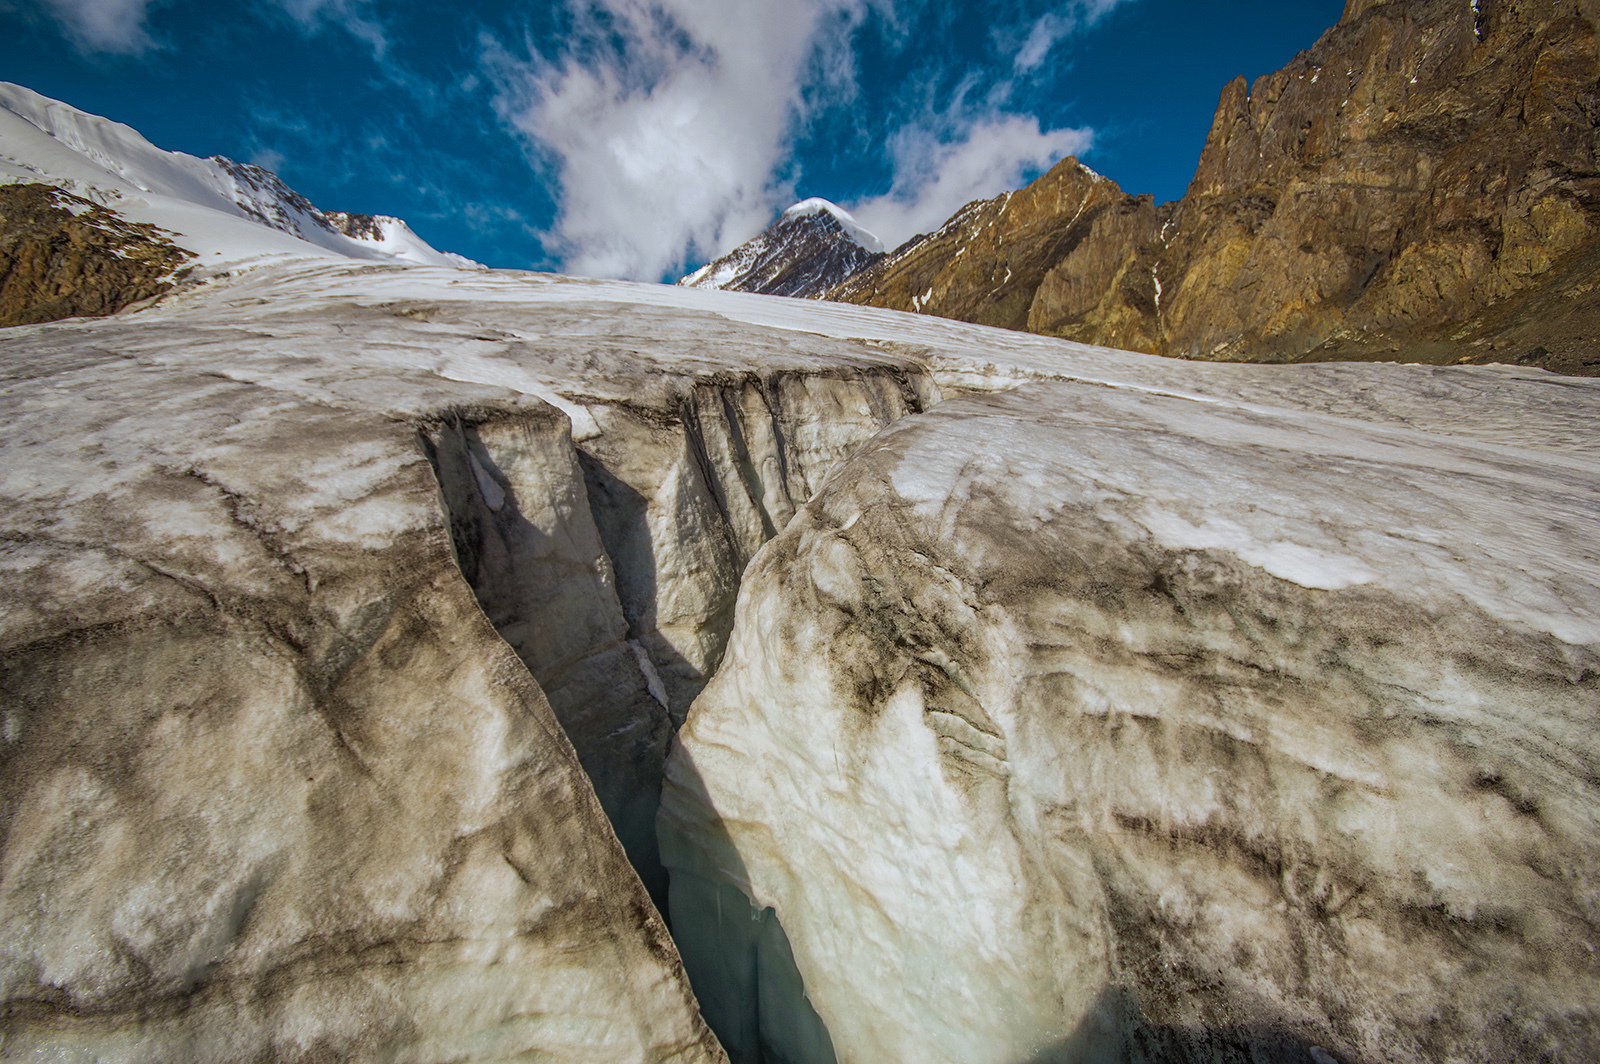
[0,0,1344,279]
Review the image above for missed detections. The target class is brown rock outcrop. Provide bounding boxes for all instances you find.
[831,157,1126,333]
[834,0,1600,375]
[0,183,191,327]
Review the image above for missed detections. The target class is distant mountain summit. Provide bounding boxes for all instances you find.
[678,198,884,297]
[0,82,477,270]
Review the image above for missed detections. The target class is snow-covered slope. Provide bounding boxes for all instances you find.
[0,82,477,269]
[679,198,884,297]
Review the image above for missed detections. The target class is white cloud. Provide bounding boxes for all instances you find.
[486,0,874,281]
[848,114,1093,248]
[31,0,157,54]
[484,0,1133,279]
[1014,13,1068,72]
[1014,0,1133,72]
[270,0,387,59]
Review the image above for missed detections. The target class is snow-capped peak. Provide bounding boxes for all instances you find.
[677,199,887,298]
[0,81,478,270]
[781,198,885,254]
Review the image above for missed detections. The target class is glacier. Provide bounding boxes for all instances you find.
[0,195,1595,1062]
[663,367,1600,1063]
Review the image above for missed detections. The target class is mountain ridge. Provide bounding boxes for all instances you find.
[0,81,477,271]
[813,0,1600,377]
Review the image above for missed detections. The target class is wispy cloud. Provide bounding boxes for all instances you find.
[268,0,387,60]
[25,0,159,54]
[1013,0,1133,72]
[19,0,392,58]
[484,0,879,281]
[848,114,1092,247]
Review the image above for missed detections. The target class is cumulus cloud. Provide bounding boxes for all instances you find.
[485,0,1134,279]
[848,114,1092,248]
[29,0,158,54]
[486,0,875,281]
[1014,0,1133,72]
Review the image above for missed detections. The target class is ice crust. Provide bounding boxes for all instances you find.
[115,258,1598,648]
[664,377,1600,1063]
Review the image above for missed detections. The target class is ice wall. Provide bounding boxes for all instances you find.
[421,365,933,905]
[663,370,1600,1064]
[0,334,723,1062]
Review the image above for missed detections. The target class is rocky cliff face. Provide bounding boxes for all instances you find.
[829,158,1131,334]
[663,361,1600,1064]
[680,200,884,298]
[0,183,192,326]
[834,0,1600,375]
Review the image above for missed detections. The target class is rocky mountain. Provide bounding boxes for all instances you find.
[832,0,1600,376]
[0,82,477,277]
[0,183,192,326]
[678,198,883,297]
[829,156,1126,330]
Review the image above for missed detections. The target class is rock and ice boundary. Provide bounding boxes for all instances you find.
[0,258,1597,1062]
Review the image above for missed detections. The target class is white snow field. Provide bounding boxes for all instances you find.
[0,82,476,269]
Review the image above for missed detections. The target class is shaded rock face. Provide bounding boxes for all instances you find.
[679,209,883,297]
[663,366,1600,1064]
[322,209,387,241]
[0,183,191,326]
[835,0,1600,375]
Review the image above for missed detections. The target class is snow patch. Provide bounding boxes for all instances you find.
[782,198,885,253]
[1138,511,1376,590]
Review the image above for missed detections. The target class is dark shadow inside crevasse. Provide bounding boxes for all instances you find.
[419,418,671,911]
[667,870,838,1064]
[424,411,844,1063]
[659,745,838,1064]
